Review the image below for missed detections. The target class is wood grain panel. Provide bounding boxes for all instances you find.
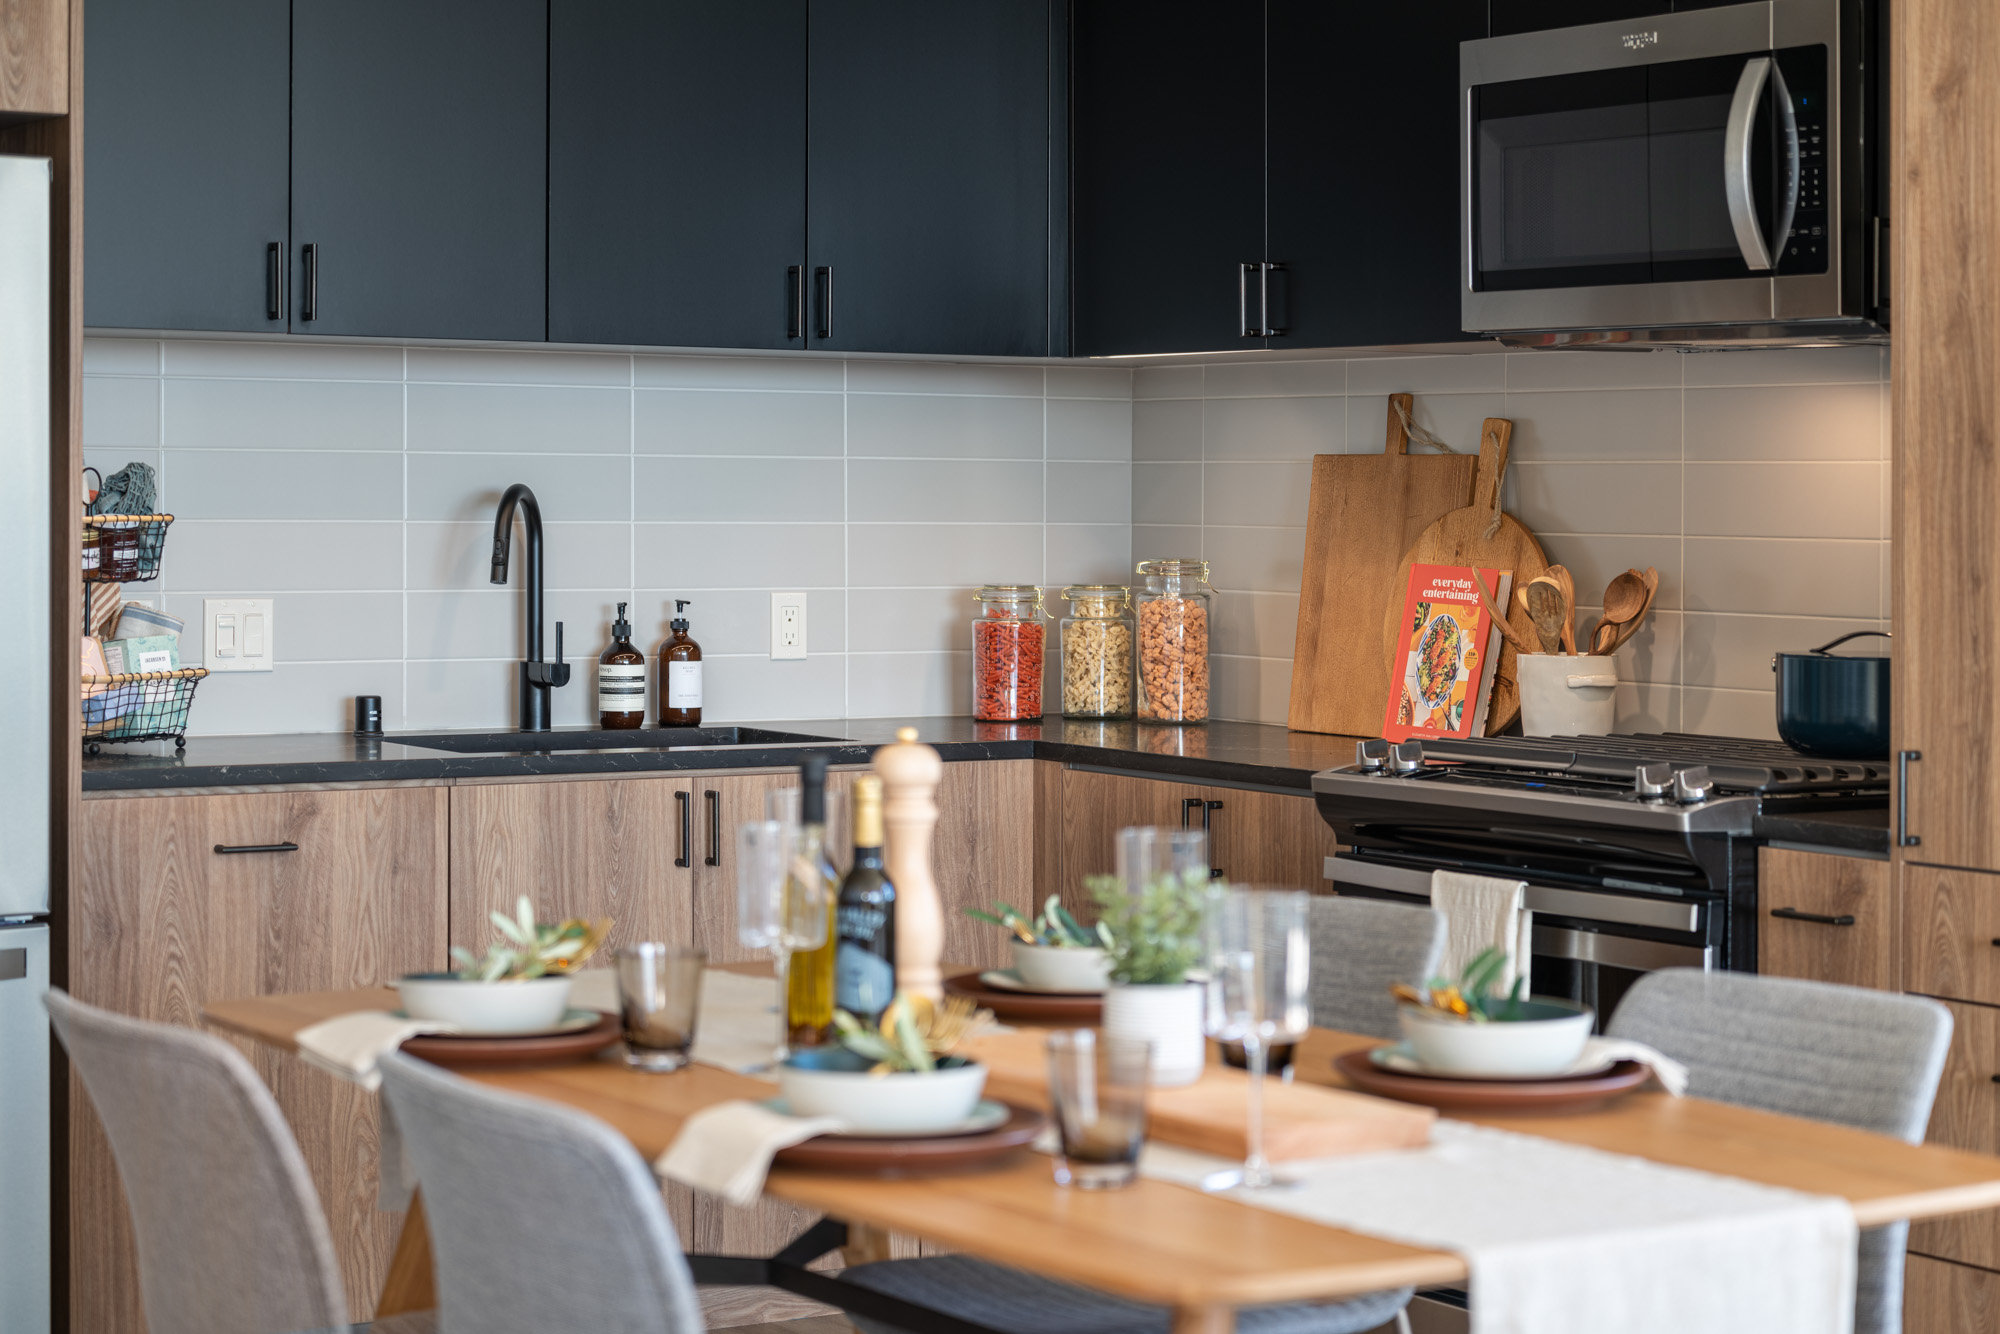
[1906,864,2000,1006]
[1756,848,1895,990]
[1058,767,1208,920]
[1905,1253,2000,1334]
[934,758,1036,970]
[1911,996,2000,1268]
[1033,758,1064,906]
[0,0,65,115]
[1199,785,1339,894]
[71,788,448,1330]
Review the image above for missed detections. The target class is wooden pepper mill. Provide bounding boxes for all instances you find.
[874,726,943,1000]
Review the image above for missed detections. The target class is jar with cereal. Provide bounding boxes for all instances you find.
[1059,585,1134,719]
[1134,558,1212,723]
[971,585,1046,722]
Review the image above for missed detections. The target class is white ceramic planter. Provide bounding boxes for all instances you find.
[396,973,574,1034]
[1011,941,1111,992]
[1102,982,1205,1087]
[1516,654,1618,737]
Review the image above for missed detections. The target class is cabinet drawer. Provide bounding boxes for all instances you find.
[1757,848,1893,989]
[1904,1254,2000,1334]
[1906,865,2000,1006]
[1909,997,2000,1269]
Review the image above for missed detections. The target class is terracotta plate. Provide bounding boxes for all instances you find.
[401,1011,622,1069]
[773,1104,1045,1176]
[944,971,1102,1024]
[1333,1049,1650,1113]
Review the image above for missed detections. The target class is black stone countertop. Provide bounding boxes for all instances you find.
[1753,803,1891,856]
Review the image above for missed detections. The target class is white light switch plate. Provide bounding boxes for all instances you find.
[770,592,807,660]
[203,598,275,672]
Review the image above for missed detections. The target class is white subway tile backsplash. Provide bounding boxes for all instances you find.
[1347,353,1506,396]
[83,377,160,448]
[1503,349,1683,391]
[1044,365,1133,400]
[701,654,849,721]
[167,520,404,591]
[635,455,845,523]
[1047,398,1132,460]
[846,650,971,717]
[406,520,631,590]
[1682,538,1883,618]
[636,522,844,589]
[634,353,845,391]
[1535,534,1681,615]
[166,378,404,451]
[404,588,625,662]
[163,339,403,381]
[191,661,408,735]
[407,382,630,454]
[1508,462,1682,536]
[1047,461,1130,524]
[1132,399,1203,460]
[406,346,630,386]
[1202,461,1314,527]
[1684,382,1884,460]
[169,449,405,520]
[626,589,845,656]
[1505,389,1681,461]
[1680,612,1883,692]
[845,361,1042,397]
[1133,366,1202,400]
[847,586,971,654]
[847,459,1043,523]
[1200,525,1306,595]
[1046,524,1133,585]
[634,388,844,457]
[847,393,1044,460]
[1610,681,1680,733]
[848,522,1042,588]
[1203,396,1344,461]
[1133,462,1204,526]
[1681,686,1780,740]
[163,590,403,663]
[1211,655,1293,728]
[1684,461,1882,539]
[1681,345,1884,387]
[1210,590,1302,660]
[406,452,633,522]
[1202,359,1346,399]
[1345,392,1505,455]
[82,338,161,375]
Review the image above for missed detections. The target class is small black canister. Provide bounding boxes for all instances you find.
[1772,632,1890,759]
[354,695,383,736]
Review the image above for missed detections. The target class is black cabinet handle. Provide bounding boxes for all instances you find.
[1239,262,1257,338]
[787,265,803,340]
[674,790,692,868]
[1898,749,1922,847]
[704,789,721,867]
[265,242,284,321]
[301,243,318,322]
[1258,262,1285,337]
[1181,796,1204,829]
[1771,906,1857,927]
[814,266,832,339]
[1204,799,1224,878]
[214,841,298,855]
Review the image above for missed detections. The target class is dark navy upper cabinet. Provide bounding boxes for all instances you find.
[1268,0,1487,349]
[1490,0,1670,36]
[1071,1,1266,356]
[550,2,808,350]
[806,0,1053,356]
[85,0,290,332]
[290,0,547,342]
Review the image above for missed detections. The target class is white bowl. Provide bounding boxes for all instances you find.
[1010,941,1110,993]
[1397,999,1593,1078]
[397,973,575,1035]
[778,1049,989,1133]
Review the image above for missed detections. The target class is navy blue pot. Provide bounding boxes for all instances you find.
[1773,632,1891,760]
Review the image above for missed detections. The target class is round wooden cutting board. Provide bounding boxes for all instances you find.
[1381,418,1547,734]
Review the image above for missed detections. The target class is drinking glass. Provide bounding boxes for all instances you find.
[1202,887,1311,1190]
[615,944,706,1072]
[1046,1030,1152,1190]
[736,819,828,1069]
[1115,825,1209,895]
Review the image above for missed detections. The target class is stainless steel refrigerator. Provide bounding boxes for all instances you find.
[0,153,55,1334]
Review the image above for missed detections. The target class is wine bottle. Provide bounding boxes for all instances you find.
[783,753,840,1046]
[834,774,897,1025]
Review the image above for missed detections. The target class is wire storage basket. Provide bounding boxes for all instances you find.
[82,512,173,583]
[83,667,208,752]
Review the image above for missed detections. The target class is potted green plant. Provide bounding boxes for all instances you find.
[1085,866,1213,1086]
[396,897,610,1034]
[964,895,1113,992]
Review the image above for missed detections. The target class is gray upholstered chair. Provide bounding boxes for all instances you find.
[1607,968,1953,1334]
[1308,894,1447,1039]
[43,988,357,1334]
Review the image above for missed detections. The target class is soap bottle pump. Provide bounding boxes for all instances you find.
[598,602,647,730]
[659,599,703,727]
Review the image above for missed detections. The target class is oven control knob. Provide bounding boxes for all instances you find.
[1673,766,1715,805]
[1389,741,1426,774]
[1354,739,1390,772]
[1633,763,1673,799]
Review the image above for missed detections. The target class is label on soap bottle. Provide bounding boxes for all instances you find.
[667,660,703,709]
[598,663,647,716]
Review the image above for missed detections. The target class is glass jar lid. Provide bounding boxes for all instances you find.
[975,584,1045,617]
[1135,558,1209,580]
[1061,584,1130,616]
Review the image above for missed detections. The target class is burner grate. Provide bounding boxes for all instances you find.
[1412,732,1888,794]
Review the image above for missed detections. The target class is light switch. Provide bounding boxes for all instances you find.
[203,598,275,672]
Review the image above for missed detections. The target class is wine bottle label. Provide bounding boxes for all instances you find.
[836,905,896,1017]
[598,663,646,715]
[667,660,703,708]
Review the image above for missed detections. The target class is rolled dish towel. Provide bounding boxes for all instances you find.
[656,1101,846,1207]
[1577,1037,1690,1095]
[1430,869,1532,992]
[295,1011,457,1092]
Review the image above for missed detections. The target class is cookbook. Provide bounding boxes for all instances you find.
[1383,564,1512,742]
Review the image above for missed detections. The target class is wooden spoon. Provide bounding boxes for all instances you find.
[1547,565,1578,653]
[1523,578,1566,655]
[1600,567,1661,656]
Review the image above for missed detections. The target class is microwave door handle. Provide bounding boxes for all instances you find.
[1724,56,1776,271]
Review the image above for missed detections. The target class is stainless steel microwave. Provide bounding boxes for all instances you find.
[1460,0,1886,348]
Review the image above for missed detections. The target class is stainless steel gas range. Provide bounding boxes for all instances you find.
[1312,733,1888,1021]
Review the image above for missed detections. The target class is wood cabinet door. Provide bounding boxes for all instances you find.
[689,770,832,966]
[72,787,448,1330]
[1905,865,2000,1009]
[1197,785,1339,894]
[1057,767,1210,920]
[1910,996,2000,1270]
[933,759,1038,971]
[84,0,289,332]
[1070,0,1265,355]
[1905,1253,2000,1334]
[549,0,808,350]
[290,0,546,340]
[1756,848,1895,991]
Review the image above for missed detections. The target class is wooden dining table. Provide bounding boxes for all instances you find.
[205,978,2000,1334]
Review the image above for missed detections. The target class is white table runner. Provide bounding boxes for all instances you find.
[1141,1121,1857,1334]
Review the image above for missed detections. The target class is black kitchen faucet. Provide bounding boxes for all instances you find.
[491,483,569,730]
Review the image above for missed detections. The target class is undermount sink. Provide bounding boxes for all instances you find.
[389,726,849,754]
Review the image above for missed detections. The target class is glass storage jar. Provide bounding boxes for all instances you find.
[1059,585,1134,719]
[972,585,1046,722]
[1134,558,1212,723]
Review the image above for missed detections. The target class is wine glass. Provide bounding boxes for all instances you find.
[736,819,828,1071]
[1201,887,1311,1191]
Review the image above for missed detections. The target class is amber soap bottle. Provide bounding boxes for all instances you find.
[598,602,646,729]
[659,599,703,727]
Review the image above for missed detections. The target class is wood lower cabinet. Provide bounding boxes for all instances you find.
[1905,865,2000,1009]
[1756,848,1895,991]
[1910,996,2000,1270]
[1906,1253,2000,1334]
[72,786,449,1330]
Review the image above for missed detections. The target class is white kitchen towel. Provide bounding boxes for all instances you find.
[570,966,788,1076]
[1142,1120,1856,1334]
[295,1011,456,1092]
[1431,869,1532,992]
[656,1101,846,1207]
[1579,1036,1689,1095]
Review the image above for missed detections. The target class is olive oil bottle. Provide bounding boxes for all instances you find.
[782,753,840,1046]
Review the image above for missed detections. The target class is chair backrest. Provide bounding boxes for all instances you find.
[43,988,350,1334]
[376,1049,705,1334]
[1607,968,1953,1334]
[1309,895,1446,1039]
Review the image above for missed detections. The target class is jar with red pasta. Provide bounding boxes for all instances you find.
[1134,558,1212,723]
[971,585,1046,722]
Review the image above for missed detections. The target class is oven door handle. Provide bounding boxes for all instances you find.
[1325,856,1701,933]
[1723,56,1798,272]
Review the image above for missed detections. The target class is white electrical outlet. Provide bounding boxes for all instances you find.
[203,598,275,672]
[770,592,807,660]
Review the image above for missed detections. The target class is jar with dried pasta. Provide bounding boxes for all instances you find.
[971,585,1046,722]
[1134,558,1212,723]
[1059,585,1134,718]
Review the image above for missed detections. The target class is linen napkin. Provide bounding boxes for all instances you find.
[656,1101,846,1207]
[295,1011,457,1092]
[1578,1036,1689,1095]
[1431,869,1532,991]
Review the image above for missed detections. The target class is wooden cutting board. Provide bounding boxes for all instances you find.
[1381,418,1547,734]
[960,1029,1435,1162]
[1287,394,1478,737]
